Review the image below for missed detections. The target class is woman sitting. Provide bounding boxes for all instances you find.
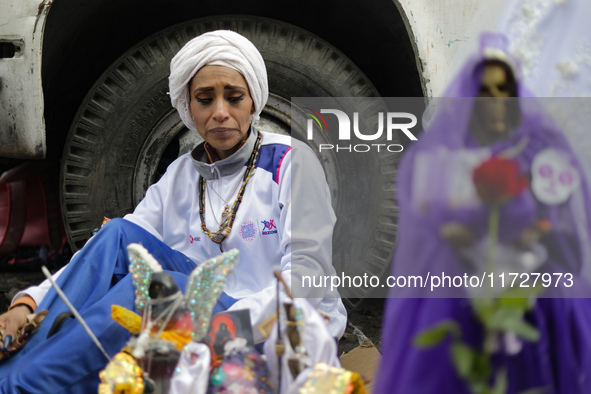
[0,30,346,393]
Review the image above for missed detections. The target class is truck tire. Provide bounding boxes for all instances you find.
[61,16,398,306]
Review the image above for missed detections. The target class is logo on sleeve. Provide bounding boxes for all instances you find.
[261,219,278,235]
[239,221,257,241]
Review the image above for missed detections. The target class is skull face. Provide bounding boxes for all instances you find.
[470,60,518,146]
[532,148,580,205]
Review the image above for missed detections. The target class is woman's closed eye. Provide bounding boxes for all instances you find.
[195,95,244,105]
[227,94,245,103]
[196,97,213,104]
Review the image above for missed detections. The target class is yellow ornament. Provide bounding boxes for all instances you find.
[111,305,142,334]
[111,305,191,351]
[98,351,144,394]
[299,363,367,394]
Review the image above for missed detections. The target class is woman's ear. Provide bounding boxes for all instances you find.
[251,104,255,114]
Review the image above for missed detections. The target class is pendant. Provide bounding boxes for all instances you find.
[221,205,231,223]
[212,233,225,243]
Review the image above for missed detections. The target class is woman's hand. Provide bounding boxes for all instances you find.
[0,305,30,353]
[440,222,475,249]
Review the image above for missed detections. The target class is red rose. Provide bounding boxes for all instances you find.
[473,156,529,203]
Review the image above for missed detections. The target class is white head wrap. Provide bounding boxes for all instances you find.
[169,30,269,132]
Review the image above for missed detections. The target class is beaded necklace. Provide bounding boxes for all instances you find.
[206,171,244,226]
[198,133,262,252]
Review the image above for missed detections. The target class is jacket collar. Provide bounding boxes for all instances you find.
[191,127,259,180]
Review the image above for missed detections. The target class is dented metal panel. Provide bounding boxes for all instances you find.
[0,0,50,159]
[0,0,511,160]
[396,0,510,98]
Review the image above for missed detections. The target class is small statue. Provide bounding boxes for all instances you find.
[264,271,350,393]
[99,244,239,393]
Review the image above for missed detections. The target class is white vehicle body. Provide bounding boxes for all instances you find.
[0,0,51,158]
[0,0,510,159]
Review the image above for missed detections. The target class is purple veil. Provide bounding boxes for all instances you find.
[376,33,591,393]
[391,33,591,296]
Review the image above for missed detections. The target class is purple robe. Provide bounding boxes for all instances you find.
[376,34,591,393]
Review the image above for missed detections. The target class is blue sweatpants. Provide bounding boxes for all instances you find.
[0,218,236,393]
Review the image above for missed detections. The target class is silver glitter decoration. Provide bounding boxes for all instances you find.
[126,244,239,342]
[127,244,163,312]
[186,248,240,341]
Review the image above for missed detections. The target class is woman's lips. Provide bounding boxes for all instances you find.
[208,127,236,136]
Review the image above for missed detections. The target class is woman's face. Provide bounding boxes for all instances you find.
[190,65,255,160]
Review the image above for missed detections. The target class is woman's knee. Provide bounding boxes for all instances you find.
[97,217,136,235]
[88,218,148,247]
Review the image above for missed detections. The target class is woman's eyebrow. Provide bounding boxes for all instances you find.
[224,85,247,91]
[193,85,247,94]
[193,87,214,93]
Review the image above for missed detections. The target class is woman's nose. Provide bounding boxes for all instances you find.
[212,100,230,121]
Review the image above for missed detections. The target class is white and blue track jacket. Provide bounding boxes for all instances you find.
[125,128,347,342]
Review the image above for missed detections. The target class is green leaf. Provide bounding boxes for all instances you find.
[468,381,490,394]
[450,342,475,379]
[470,297,496,324]
[472,352,493,382]
[488,306,540,342]
[498,285,543,311]
[413,320,461,348]
[509,320,540,342]
[491,369,508,394]
[488,306,522,329]
[497,296,530,310]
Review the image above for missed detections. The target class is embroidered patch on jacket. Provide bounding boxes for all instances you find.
[261,219,278,235]
[239,221,257,241]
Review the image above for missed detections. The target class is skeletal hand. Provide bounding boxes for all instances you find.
[515,219,552,248]
[440,222,475,249]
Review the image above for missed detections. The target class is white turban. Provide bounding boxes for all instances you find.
[169,30,269,132]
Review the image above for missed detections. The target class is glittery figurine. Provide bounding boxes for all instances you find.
[103,244,239,392]
[125,243,194,386]
[299,363,367,394]
[124,243,239,341]
[208,338,274,394]
[98,351,145,394]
